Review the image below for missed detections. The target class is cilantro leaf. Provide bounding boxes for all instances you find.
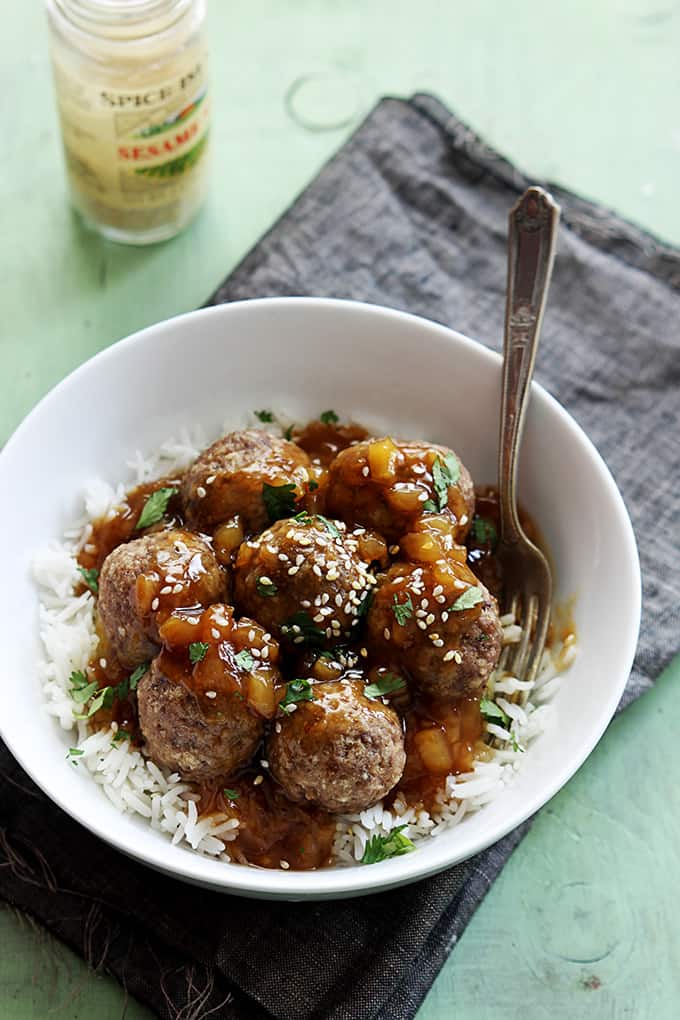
[78,566,99,594]
[256,576,278,597]
[279,678,316,714]
[361,825,416,865]
[262,481,298,522]
[128,662,149,690]
[449,586,484,612]
[308,480,319,491]
[235,648,255,670]
[314,514,340,538]
[364,673,406,699]
[319,410,339,424]
[480,697,510,727]
[223,788,240,801]
[471,517,498,547]
[511,733,525,753]
[135,487,178,530]
[254,410,274,422]
[281,611,325,647]
[422,499,437,512]
[283,425,294,441]
[67,748,84,762]
[189,641,209,664]
[429,452,461,512]
[111,729,131,746]
[356,588,374,621]
[392,593,414,626]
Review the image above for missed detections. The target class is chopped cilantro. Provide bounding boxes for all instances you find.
[422,499,437,512]
[314,514,340,538]
[189,641,209,664]
[308,480,319,491]
[283,425,295,441]
[223,788,240,801]
[256,576,278,597]
[471,516,498,547]
[78,566,99,594]
[392,593,414,626]
[279,678,316,714]
[128,662,149,691]
[319,410,339,424]
[234,648,255,670]
[262,481,297,522]
[449,586,484,612]
[135,487,178,530]
[361,825,416,864]
[111,729,131,746]
[67,748,84,762]
[69,670,98,704]
[356,588,374,621]
[364,673,406,699]
[480,698,510,727]
[281,611,325,647]
[254,410,274,423]
[511,733,525,753]
[429,452,461,512]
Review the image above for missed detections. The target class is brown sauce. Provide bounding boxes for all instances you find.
[75,421,556,870]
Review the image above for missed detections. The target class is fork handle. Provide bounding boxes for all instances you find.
[498,186,560,541]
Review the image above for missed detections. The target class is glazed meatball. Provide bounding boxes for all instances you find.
[181,429,312,535]
[366,548,502,699]
[138,604,283,781]
[325,436,475,543]
[233,515,387,646]
[98,529,225,668]
[268,680,406,813]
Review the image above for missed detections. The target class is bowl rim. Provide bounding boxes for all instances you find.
[0,296,642,898]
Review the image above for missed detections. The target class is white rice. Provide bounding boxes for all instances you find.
[33,427,575,868]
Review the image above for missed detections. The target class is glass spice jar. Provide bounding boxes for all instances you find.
[46,0,210,244]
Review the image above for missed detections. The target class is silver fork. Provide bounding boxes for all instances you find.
[495,186,560,699]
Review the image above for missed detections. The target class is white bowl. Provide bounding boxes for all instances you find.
[0,298,641,900]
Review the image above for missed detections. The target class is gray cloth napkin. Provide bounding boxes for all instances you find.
[1,94,678,1020]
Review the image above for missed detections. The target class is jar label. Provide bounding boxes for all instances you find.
[51,50,210,226]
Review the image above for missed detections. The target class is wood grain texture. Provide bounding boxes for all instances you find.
[1,0,678,1017]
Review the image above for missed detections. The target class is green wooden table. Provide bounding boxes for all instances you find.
[2,2,679,1017]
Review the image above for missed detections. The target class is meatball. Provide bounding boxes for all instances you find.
[325,436,475,543]
[181,429,312,535]
[366,552,502,699]
[268,680,406,813]
[138,603,283,781]
[233,515,387,645]
[137,657,263,782]
[98,529,225,668]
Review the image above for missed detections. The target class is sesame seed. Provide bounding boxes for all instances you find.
[275,722,282,733]
[344,602,353,614]
[294,636,305,644]
[205,690,217,699]
[206,475,216,485]
[251,648,261,658]
[430,632,440,641]
[288,566,300,576]
[295,554,304,566]
[433,585,443,597]
[253,775,264,785]
[322,593,330,605]
[426,613,435,625]
[261,646,269,659]
[327,569,339,581]
[280,859,290,870]
[433,639,444,648]
[313,565,323,577]
[160,585,172,595]
[418,491,428,502]
[335,594,343,607]
[151,597,159,611]
[211,628,220,639]
[415,609,426,619]
[248,629,256,642]
[99,658,107,669]
[442,611,449,622]
[314,613,325,623]
[197,486,207,499]
[443,650,455,662]
[435,595,446,604]
[389,545,400,555]
[173,583,183,594]
[421,599,429,609]
[362,466,370,477]
[260,759,270,768]
[278,553,289,562]
[383,627,391,641]
[301,599,311,609]
[360,647,368,657]
[460,514,468,526]
[453,651,463,664]
[417,620,427,630]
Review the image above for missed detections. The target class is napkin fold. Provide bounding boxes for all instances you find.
[1,94,679,1020]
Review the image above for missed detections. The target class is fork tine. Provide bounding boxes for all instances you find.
[522,597,551,697]
[497,592,519,674]
[507,592,538,683]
